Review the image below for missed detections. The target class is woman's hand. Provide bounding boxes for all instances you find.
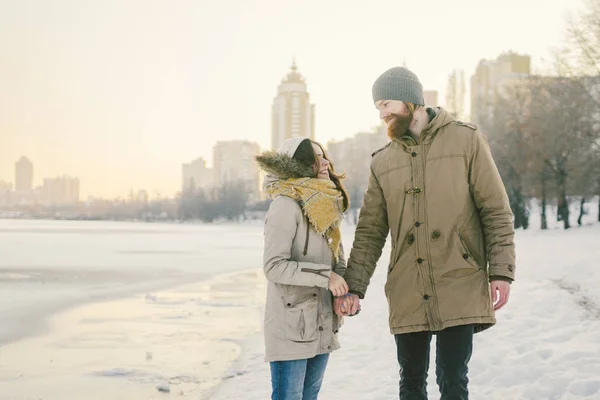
[328,272,349,297]
[334,293,361,317]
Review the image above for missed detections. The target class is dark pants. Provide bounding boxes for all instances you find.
[270,353,330,400]
[394,324,474,400]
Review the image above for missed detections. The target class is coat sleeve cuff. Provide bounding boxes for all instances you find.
[488,264,515,281]
[489,275,513,283]
[349,290,364,299]
[347,281,366,299]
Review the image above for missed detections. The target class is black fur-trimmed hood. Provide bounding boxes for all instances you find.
[255,150,314,180]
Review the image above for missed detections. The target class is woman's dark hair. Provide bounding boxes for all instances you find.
[293,139,350,212]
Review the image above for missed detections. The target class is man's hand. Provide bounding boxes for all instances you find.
[329,272,349,297]
[333,296,346,317]
[490,280,511,311]
[334,293,360,316]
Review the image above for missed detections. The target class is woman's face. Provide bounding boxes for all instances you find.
[311,143,330,180]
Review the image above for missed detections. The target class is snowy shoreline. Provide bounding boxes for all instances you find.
[212,224,600,400]
[0,268,267,399]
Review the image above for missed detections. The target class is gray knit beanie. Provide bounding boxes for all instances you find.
[372,66,424,106]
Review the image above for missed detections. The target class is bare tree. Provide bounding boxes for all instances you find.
[527,76,598,229]
[538,163,554,230]
[551,0,600,223]
[178,183,244,223]
[554,0,600,80]
[488,74,600,229]
[583,136,600,222]
[488,80,536,229]
[217,180,248,221]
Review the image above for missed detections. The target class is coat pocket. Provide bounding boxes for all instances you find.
[457,229,483,269]
[283,295,319,342]
[390,230,414,274]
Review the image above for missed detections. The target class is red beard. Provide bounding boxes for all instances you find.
[386,109,414,140]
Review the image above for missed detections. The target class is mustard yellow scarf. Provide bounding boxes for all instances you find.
[266,177,344,262]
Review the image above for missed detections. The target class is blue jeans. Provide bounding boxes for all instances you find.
[270,353,330,400]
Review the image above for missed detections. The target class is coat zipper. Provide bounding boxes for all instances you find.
[303,215,309,256]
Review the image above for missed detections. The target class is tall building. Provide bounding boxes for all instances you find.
[40,175,80,205]
[445,70,466,120]
[327,123,388,210]
[271,60,315,151]
[423,90,439,107]
[0,181,12,206]
[15,156,33,192]
[470,52,531,129]
[213,140,261,201]
[182,157,213,191]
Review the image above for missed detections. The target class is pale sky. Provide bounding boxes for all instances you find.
[0,0,581,198]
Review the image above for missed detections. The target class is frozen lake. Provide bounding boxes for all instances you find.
[0,219,264,345]
[0,219,266,399]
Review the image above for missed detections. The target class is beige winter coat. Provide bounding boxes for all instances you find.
[344,108,516,335]
[262,196,345,362]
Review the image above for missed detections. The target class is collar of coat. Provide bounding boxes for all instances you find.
[399,107,456,147]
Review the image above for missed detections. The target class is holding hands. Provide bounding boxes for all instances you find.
[328,273,361,316]
[334,293,361,317]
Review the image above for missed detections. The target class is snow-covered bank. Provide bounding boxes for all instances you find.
[212,223,600,400]
[0,269,266,400]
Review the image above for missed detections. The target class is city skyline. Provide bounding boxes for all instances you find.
[0,0,578,198]
[0,154,80,205]
[0,50,551,201]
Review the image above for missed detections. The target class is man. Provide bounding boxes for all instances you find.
[337,66,516,399]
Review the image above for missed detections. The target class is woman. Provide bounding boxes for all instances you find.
[255,137,351,400]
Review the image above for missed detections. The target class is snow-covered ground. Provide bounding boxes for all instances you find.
[212,200,600,400]
[0,197,599,399]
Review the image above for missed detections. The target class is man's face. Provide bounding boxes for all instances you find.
[376,100,406,122]
[375,100,414,139]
